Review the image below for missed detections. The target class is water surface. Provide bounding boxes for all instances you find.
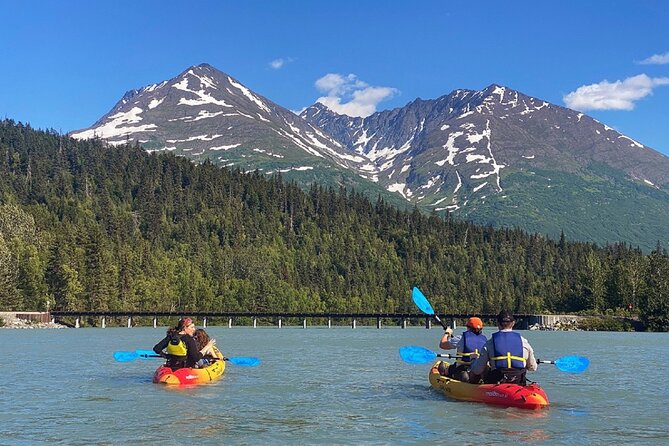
[2,326,667,445]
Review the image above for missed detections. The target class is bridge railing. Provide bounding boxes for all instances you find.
[47,311,537,329]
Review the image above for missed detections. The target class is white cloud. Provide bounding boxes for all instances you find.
[563,74,669,111]
[269,57,293,70]
[638,52,669,65]
[313,73,398,117]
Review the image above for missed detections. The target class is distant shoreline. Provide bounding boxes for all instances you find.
[0,313,66,329]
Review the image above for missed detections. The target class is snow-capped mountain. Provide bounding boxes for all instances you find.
[72,64,669,249]
[71,64,386,193]
[301,85,669,249]
[301,84,669,210]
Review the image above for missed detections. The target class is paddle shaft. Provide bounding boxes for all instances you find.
[136,353,246,365]
[432,313,449,330]
[436,353,461,359]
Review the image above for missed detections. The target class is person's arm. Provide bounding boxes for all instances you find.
[153,336,169,355]
[439,328,460,350]
[523,338,538,371]
[200,339,217,357]
[184,336,204,364]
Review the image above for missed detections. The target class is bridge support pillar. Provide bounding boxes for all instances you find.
[101,317,106,329]
[203,317,207,328]
[253,317,257,328]
[127,317,132,328]
[401,318,407,329]
[377,317,381,329]
[451,318,456,329]
[303,318,307,329]
[328,318,332,328]
[426,317,431,329]
[153,317,157,328]
[75,317,80,328]
[228,318,233,328]
[278,318,282,328]
[352,319,356,329]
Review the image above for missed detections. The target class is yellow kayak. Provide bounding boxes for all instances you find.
[429,361,549,409]
[153,347,226,385]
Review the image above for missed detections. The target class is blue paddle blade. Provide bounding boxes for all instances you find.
[227,356,261,367]
[412,287,435,315]
[399,346,437,364]
[554,356,590,373]
[113,351,139,362]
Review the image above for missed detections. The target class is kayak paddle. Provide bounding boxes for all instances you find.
[401,346,590,374]
[113,350,261,366]
[399,345,460,364]
[538,356,589,373]
[411,286,448,329]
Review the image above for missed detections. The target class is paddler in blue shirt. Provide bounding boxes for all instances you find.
[470,310,537,385]
[438,316,487,383]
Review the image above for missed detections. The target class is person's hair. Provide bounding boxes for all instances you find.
[166,326,179,337]
[496,309,515,327]
[193,328,210,350]
[177,317,194,331]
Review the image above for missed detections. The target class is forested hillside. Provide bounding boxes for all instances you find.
[1,120,667,330]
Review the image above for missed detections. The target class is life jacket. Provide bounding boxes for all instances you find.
[166,334,188,359]
[455,331,487,366]
[491,331,526,370]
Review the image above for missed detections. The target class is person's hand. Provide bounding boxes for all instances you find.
[444,327,453,336]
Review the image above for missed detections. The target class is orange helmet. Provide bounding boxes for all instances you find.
[466,317,483,330]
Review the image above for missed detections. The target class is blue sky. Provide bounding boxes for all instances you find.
[1,0,668,155]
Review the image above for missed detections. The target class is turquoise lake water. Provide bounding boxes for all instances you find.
[1,326,668,445]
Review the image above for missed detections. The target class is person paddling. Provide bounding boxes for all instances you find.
[470,310,537,385]
[153,317,214,370]
[438,317,487,383]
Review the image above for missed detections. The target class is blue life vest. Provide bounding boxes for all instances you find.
[491,331,526,370]
[456,331,487,365]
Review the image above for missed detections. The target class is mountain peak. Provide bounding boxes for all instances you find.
[70,63,368,179]
[70,64,669,250]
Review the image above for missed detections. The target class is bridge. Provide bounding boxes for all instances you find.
[44,311,563,329]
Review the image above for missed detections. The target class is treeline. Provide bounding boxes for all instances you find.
[0,120,667,331]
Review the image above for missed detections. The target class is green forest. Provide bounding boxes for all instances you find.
[0,120,668,331]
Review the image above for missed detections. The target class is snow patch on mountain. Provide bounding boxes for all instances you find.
[228,77,271,113]
[71,107,156,140]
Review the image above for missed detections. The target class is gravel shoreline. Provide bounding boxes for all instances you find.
[0,313,67,329]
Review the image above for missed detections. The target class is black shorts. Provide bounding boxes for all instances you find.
[485,368,527,385]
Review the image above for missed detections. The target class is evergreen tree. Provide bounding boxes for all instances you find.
[639,245,669,331]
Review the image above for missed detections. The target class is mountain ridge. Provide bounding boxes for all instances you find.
[71,64,669,250]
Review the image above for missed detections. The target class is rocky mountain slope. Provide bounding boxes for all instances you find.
[301,85,669,250]
[72,64,669,250]
[71,64,406,206]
